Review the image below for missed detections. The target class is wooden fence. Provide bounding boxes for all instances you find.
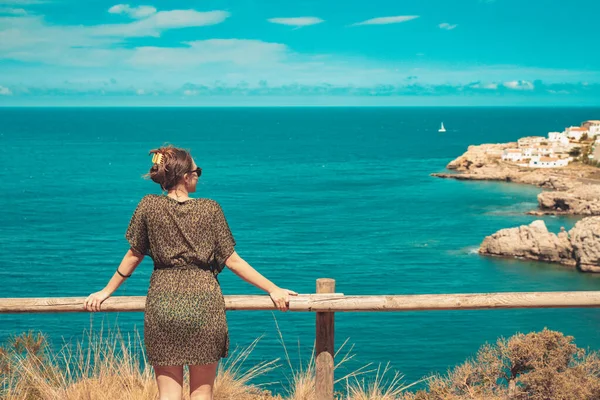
[3,278,600,400]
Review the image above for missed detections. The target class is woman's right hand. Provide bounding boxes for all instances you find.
[83,289,111,312]
[269,287,298,312]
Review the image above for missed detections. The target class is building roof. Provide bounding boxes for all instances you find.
[568,127,588,131]
[540,157,560,162]
[584,120,600,124]
[519,136,545,140]
[506,150,522,153]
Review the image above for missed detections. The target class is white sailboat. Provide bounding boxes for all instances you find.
[438,122,446,132]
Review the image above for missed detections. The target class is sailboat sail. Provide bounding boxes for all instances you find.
[438,122,446,132]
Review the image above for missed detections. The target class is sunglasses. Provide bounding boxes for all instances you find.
[189,167,202,177]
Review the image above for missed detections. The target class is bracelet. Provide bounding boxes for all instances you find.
[117,269,132,278]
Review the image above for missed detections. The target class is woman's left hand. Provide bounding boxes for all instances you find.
[84,290,111,312]
[269,288,298,312]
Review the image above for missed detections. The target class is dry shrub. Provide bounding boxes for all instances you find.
[408,328,600,400]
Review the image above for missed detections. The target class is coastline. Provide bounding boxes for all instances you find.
[432,142,600,272]
[431,143,600,216]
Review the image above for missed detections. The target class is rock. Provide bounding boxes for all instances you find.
[446,143,512,171]
[537,185,600,215]
[480,217,600,272]
[569,217,600,272]
[479,220,574,266]
[432,142,600,215]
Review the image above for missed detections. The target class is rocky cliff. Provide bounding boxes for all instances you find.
[530,185,600,216]
[479,218,600,272]
[432,143,600,214]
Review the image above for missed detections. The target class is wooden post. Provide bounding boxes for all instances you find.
[315,278,335,400]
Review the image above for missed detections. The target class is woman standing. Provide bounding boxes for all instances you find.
[84,145,297,400]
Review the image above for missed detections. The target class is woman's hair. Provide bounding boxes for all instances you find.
[144,144,194,191]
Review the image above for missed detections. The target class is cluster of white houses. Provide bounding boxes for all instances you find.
[501,120,600,168]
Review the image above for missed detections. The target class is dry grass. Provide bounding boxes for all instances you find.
[3,319,597,399]
[0,314,413,400]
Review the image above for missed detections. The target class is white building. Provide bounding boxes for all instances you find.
[529,156,569,168]
[517,136,546,148]
[536,145,554,156]
[521,145,553,158]
[548,131,570,146]
[565,126,589,141]
[583,120,600,137]
[502,149,523,162]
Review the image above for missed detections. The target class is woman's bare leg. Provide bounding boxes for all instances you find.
[154,365,184,400]
[189,361,219,400]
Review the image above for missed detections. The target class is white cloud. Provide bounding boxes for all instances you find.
[470,82,498,90]
[267,17,324,27]
[439,23,457,30]
[0,0,46,4]
[0,86,12,95]
[504,80,534,90]
[0,7,26,14]
[183,89,197,96]
[352,15,419,26]
[0,9,231,63]
[92,10,229,37]
[108,4,157,19]
[128,39,288,68]
[136,88,145,95]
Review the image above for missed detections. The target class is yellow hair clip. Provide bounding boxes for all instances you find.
[151,153,164,165]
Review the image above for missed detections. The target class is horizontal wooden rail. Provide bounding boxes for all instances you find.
[6,280,600,400]
[2,291,600,314]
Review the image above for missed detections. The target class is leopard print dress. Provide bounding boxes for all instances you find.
[125,194,236,366]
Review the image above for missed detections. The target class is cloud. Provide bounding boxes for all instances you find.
[504,80,534,90]
[439,23,457,30]
[267,17,324,27]
[108,4,157,19]
[469,82,498,90]
[0,7,26,14]
[352,15,419,26]
[128,39,288,68]
[0,86,12,95]
[136,88,145,95]
[92,10,230,37]
[0,9,231,64]
[0,0,46,4]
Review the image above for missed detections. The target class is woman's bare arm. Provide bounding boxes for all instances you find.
[84,248,144,311]
[225,251,278,293]
[102,248,145,295]
[225,251,297,311]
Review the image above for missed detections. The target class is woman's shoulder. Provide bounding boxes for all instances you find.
[138,195,221,211]
[196,197,221,209]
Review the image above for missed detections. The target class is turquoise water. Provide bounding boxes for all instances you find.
[2,107,600,394]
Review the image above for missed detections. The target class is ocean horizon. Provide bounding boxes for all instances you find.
[2,106,600,395]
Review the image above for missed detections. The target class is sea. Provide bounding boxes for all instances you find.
[1,106,600,395]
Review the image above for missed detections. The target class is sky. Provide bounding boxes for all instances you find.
[0,0,599,106]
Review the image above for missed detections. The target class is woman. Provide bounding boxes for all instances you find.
[83,145,297,400]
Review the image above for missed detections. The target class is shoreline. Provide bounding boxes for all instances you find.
[430,143,600,216]
[432,143,600,272]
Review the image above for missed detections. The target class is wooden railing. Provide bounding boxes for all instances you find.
[3,278,600,400]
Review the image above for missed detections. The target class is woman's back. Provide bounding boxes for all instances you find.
[126,194,236,275]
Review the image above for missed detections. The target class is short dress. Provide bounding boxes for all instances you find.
[125,194,236,366]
